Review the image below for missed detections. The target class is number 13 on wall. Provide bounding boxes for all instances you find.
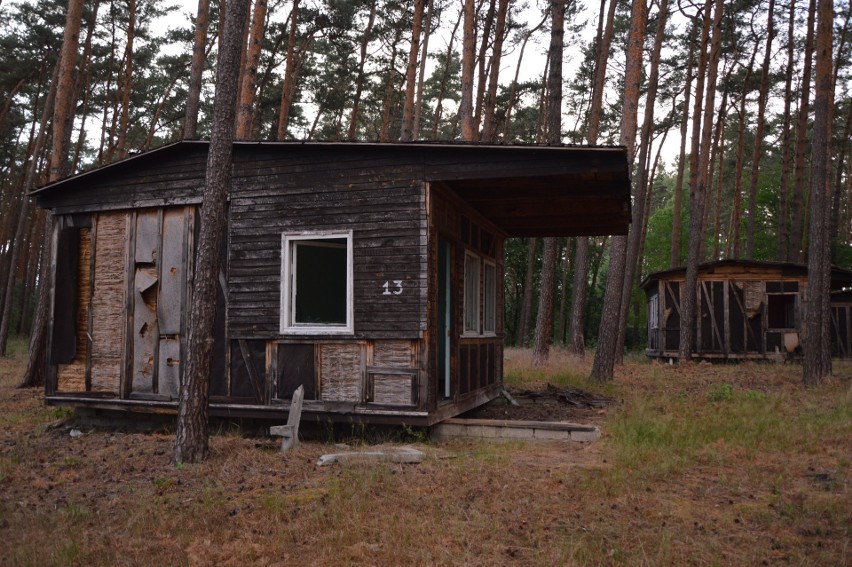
[382,280,403,295]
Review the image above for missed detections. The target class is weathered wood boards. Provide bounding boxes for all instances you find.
[642,260,852,360]
[38,141,632,425]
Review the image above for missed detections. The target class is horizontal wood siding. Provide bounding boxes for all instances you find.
[227,149,427,340]
[37,147,208,214]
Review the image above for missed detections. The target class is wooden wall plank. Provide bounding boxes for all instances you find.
[158,208,186,335]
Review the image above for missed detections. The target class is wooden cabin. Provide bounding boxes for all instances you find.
[34,141,630,426]
[641,260,852,361]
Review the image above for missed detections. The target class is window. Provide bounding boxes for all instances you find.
[281,231,353,334]
[483,260,496,334]
[463,252,480,335]
[463,252,497,336]
[767,294,796,330]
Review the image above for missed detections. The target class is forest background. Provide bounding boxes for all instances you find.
[0,0,850,368]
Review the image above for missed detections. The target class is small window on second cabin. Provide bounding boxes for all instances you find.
[281,232,353,335]
[767,294,796,330]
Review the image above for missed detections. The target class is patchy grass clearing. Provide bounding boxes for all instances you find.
[1,346,849,565]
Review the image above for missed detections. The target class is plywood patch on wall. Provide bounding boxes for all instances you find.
[320,343,363,402]
[90,212,127,393]
[57,228,91,392]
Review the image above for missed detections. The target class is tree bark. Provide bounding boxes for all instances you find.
[184,0,211,139]
[502,12,547,139]
[18,0,83,387]
[731,41,758,259]
[777,0,796,261]
[276,0,300,140]
[0,72,51,357]
[517,237,537,346]
[671,22,697,268]
[678,0,719,360]
[347,0,377,140]
[174,0,249,464]
[617,0,669,360]
[431,7,462,140]
[473,0,496,133]
[116,0,135,159]
[412,0,434,139]
[400,0,425,141]
[459,0,477,141]
[790,0,816,263]
[744,0,776,259]
[803,0,833,385]
[480,0,509,142]
[590,0,646,382]
[567,0,617,356]
[531,0,566,367]
[235,0,268,139]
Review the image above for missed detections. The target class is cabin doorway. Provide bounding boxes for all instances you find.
[438,239,452,399]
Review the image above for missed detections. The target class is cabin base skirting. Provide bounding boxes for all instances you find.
[44,396,431,426]
[431,418,600,443]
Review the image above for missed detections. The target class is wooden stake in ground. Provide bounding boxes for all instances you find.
[174,0,250,464]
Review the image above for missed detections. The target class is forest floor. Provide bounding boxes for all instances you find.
[1,340,850,566]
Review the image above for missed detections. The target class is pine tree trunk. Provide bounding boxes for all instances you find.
[431,8,462,140]
[473,0,496,134]
[379,28,402,142]
[347,0,377,140]
[174,0,249,464]
[502,13,547,139]
[400,0,425,142]
[731,43,758,258]
[777,0,796,261]
[277,0,300,140]
[679,0,724,360]
[744,0,776,259]
[412,0,434,139]
[480,0,509,142]
[790,0,816,263]
[116,0,135,159]
[235,0,268,139]
[567,0,617,356]
[184,0,211,139]
[459,0,477,141]
[0,76,48,355]
[517,237,537,346]
[18,0,83,386]
[617,0,669,360]
[590,0,647,382]
[803,0,833,385]
[531,0,566,367]
[671,22,697,268]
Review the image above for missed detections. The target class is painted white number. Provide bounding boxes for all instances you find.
[382,280,403,295]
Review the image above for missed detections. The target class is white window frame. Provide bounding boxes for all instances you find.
[463,251,481,336]
[280,230,354,335]
[483,259,497,336]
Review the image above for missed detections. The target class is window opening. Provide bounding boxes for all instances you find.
[483,260,496,334]
[281,232,353,334]
[463,252,481,335]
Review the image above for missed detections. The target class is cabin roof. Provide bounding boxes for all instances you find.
[639,259,852,290]
[32,140,632,238]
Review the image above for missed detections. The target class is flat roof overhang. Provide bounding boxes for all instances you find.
[32,141,632,238]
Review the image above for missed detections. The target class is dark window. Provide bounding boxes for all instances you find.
[767,294,796,329]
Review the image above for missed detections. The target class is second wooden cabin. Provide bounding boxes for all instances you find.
[34,141,631,426]
[641,260,852,361]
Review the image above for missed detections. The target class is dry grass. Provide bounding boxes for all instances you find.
[1,346,849,566]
